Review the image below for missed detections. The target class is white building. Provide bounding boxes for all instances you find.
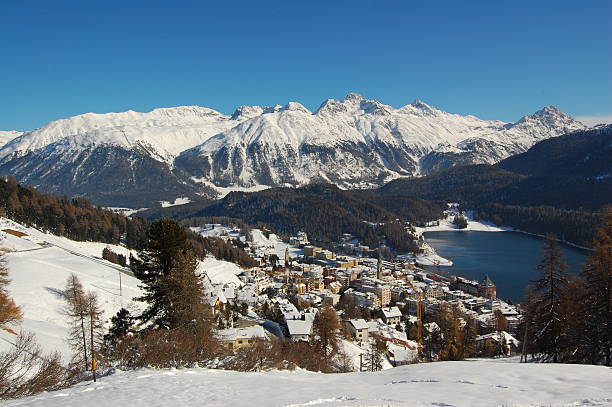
[345,319,369,342]
[381,306,402,326]
[286,319,313,342]
[215,325,266,350]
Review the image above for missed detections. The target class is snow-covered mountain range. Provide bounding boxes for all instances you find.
[0,94,586,206]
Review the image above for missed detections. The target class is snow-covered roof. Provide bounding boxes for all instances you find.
[381,306,402,319]
[476,331,519,347]
[286,320,313,337]
[348,319,369,330]
[215,325,266,342]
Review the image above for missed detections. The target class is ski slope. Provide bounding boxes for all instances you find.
[5,359,611,407]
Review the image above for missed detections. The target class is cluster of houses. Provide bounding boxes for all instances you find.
[202,227,522,364]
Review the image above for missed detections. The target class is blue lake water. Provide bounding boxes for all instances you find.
[423,230,589,303]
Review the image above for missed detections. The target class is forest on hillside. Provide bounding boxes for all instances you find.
[141,183,446,251]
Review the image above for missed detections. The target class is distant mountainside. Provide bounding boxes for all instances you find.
[140,183,446,251]
[497,125,612,178]
[375,126,612,246]
[379,125,612,210]
[0,94,585,207]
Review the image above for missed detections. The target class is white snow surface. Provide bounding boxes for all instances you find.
[0,106,241,163]
[160,196,191,207]
[0,130,23,147]
[5,359,611,407]
[197,256,244,287]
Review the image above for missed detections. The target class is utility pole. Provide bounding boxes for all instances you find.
[521,317,530,363]
[119,269,122,297]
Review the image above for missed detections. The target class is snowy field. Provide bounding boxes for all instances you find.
[415,211,508,235]
[5,359,611,407]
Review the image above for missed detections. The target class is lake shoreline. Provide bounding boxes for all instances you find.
[417,211,592,252]
[421,230,589,302]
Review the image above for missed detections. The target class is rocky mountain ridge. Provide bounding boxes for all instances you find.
[0,94,586,206]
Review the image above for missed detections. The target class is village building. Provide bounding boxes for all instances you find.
[345,319,369,342]
[381,306,402,326]
[215,325,266,350]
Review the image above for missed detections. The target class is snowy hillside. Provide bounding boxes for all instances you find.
[0,218,143,358]
[0,106,237,163]
[5,359,611,407]
[0,94,585,207]
[0,218,248,359]
[0,130,22,148]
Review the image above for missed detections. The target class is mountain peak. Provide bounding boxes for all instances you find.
[231,105,284,120]
[344,93,365,103]
[411,99,433,109]
[231,105,264,120]
[509,106,586,135]
[533,105,564,116]
[280,102,311,114]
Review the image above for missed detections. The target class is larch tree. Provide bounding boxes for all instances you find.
[312,306,340,366]
[160,250,208,330]
[525,234,570,362]
[85,291,104,381]
[0,252,22,328]
[576,208,612,366]
[63,274,89,371]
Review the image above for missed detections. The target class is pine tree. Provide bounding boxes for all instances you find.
[104,308,134,346]
[369,334,387,371]
[525,234,570,362]
[131,218,190,328]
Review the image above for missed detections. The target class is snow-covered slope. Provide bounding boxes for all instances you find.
[0,95,586,206]
[6,359,611,407]
[0,218,143,358]
[0,217,252,359]
[0,130,23,148]
[0,106,236,163]
[0,107,246,207]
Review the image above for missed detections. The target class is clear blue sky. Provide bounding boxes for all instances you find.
[1,0,610,131]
